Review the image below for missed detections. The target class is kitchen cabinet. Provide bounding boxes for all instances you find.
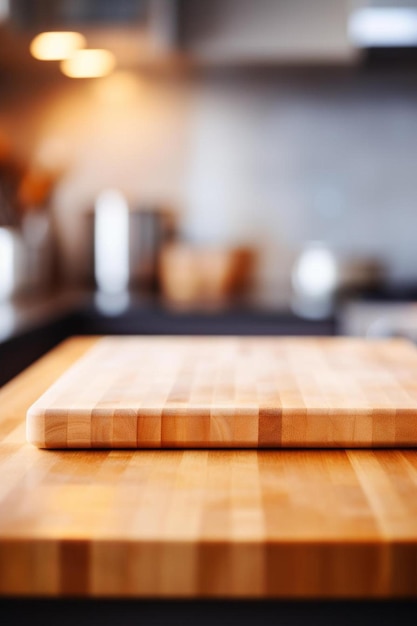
[179,0,357,64]
[8,0,357,67]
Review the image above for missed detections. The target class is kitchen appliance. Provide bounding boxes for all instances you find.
[0,227,26,300]
[90,196,175,293]
[339,301,417,341]
[129,207,172,291]
[291,241,338,319]
[27,335,417,449]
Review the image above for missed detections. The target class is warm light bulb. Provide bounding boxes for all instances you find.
[60,49,115,78]
[30,31,85,61]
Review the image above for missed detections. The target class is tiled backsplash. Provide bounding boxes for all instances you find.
[183,70,417,294]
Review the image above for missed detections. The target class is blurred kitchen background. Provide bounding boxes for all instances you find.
[2,0,417,383]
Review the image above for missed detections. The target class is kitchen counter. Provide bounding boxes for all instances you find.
[1,337,417,599]
[0,291,89,387]
[0,291,336,386]
[0,291,88,344]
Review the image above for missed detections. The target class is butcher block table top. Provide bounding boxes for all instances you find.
[1,336,417,598]
[27,335,417,449]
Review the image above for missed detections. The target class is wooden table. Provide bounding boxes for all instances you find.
[1,337,417,599]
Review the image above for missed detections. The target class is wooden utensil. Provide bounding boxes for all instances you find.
[26,336,417,449]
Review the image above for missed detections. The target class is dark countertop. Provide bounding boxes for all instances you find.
[0,290,89,343]
[5,281,417,345]
[4,284,417,388]
[0,290,336,387]
[1,289,339,342]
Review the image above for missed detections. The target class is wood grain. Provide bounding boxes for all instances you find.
[1,337,417,597]
[26,336,417,449]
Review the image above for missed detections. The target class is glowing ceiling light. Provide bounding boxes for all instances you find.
[60,49,115,78]
[30,31,85,61]
[349,8,417,47]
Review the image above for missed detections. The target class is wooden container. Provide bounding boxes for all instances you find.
[159,244,254,307]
